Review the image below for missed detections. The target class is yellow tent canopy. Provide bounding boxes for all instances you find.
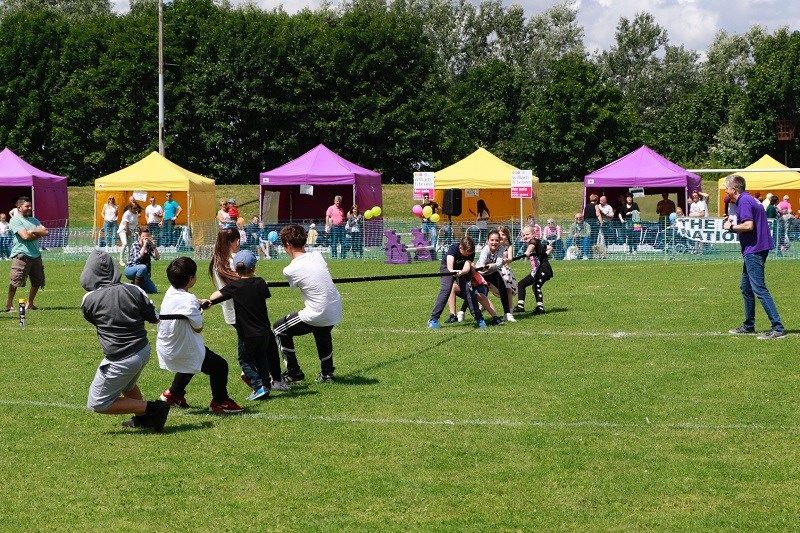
[94,152,217,245]
[717,155,800,214]
[433,147,539,223]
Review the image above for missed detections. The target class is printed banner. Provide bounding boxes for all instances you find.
[300,184,314,196]
[511,170,533,198]
[132,191,148,202]
[413,172,435,199]
[674,217,739,243]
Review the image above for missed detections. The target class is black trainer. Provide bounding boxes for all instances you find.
[444,314,458,324]
[121,414,150,429]
[316,372,335,383]
[282,371,306,383]
[146,400,170,433]
[513,303,525,314]
[532,306,545,315]
[488,316,503,326]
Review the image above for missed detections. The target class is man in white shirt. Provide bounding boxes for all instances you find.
[272,224,342,383]
[145,197,164,245]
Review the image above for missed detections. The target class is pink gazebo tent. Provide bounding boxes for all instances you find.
[584,145,701,212]
[0,148,68,225]
[259,144,382,222]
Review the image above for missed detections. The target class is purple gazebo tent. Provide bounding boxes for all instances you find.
[584,145,701,213]
[259,144,382,222]
[0,147,68,225]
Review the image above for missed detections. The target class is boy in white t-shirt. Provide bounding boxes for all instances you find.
[157,257,243,414]
[273,224,343,383]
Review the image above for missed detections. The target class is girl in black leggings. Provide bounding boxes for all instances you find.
[513,225,553,315]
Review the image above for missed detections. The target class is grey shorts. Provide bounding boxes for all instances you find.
[87,343,150,412]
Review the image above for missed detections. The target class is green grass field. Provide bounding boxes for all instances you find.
[1,257,798,530]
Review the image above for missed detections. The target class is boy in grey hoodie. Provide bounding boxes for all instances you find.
[81,250,169,432]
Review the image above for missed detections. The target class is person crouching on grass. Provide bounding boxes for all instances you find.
[273,224,343,383]
[157,257,243,414]
[81,250,169,432]
[513,225,553,315]
[201,250,288,401]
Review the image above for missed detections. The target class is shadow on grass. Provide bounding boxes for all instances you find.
[348,334,460,379]
[108,420,214,435]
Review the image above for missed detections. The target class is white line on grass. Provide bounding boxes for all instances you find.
[350,327,760,338]
[0,399,795,432]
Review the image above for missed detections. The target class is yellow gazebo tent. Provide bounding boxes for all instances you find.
[94,152,217,245]
[433,148,539,223]
[717,155,800,214]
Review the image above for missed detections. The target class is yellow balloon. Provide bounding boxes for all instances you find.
[364,210,374,220]
[422,205,433,218]
[371,206,382,217]
[429,213,440,223]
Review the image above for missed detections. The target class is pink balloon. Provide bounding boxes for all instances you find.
[412,204,423,217]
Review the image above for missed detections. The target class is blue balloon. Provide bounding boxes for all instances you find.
[268,230,278,243]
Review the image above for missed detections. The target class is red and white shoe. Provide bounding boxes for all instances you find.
[159,389,190,409]
[210,398,244,414]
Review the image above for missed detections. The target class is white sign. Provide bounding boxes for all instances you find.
[629,187,645,198]
[132,191,147,202]
[300,184,314,196]
[413,172,435,199]
[465,189,479,198]
[511,170,533,199]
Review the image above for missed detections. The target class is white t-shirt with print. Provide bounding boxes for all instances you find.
[102,204,118,222]
[157,287,205,374]
[283,251,342,327]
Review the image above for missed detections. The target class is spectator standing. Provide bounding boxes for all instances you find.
[217,199,232,228]
[656,193,676,227]
[619,193,640,254]
[162,192,182,247]
[101,197,118,249]
[596,195,615,244]
[471,199,490,243]
[583,194,600,248]
[723,175,785,339]
[421,192,439,251]
[688,191,708,218]
[145,196,164,246]
[0,213,11,260]
[4,198,48,311]
[325,195,347,258]
[345,205,364,258]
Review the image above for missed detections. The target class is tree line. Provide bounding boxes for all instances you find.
[1,0,798,185]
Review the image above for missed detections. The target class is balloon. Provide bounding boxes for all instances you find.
[364,210,374,220]
[422,205,433,218]
[267,231,278,243]
[371,206,382,217]
[430,213,440,223]
[412,205,423,217]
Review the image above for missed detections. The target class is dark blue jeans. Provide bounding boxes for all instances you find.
[124,264,157,294]
[740,251,783,332]
[330,225,346,258]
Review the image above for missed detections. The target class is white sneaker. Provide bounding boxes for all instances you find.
[456,311,465,322]
[271,380,290,391]
[505,313,516,322]
[582,256,588,260]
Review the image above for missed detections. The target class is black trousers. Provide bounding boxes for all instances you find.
[273,312,335,375]
[238,332,282,389]
[169,346,230,402]
[517,266,553,306]
[430,265,483,322]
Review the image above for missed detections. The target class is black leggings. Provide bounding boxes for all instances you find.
[518,267,553,306]
[169,346,230,402]
[273,312,335,375]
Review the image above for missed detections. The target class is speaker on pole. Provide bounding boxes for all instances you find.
[442,189,462,216]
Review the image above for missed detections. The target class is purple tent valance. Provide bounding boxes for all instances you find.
[584,145,701,191]
[260,144,381,185]
[0,147,68,224]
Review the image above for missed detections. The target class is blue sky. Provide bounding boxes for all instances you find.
[119,0,799,53]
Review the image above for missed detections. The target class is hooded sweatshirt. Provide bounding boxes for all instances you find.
[81,250,158,361]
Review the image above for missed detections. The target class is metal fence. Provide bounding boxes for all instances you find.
[19,216,800,263]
